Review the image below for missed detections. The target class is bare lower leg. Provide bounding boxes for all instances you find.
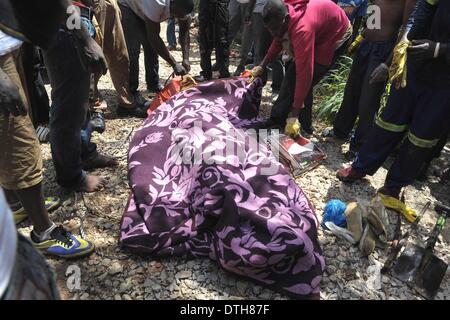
[12,182,52,232]
[4,189,21,209]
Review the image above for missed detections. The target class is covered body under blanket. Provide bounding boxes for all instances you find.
[119,77,325,299]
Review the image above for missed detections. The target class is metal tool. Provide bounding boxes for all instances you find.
[391,202,449,299]
[381,201,430,274]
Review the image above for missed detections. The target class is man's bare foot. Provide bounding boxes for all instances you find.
[83,154,119,171]
[77,174,106,193]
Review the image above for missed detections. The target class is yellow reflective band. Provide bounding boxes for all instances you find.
[407,131,439,148]
[375,117,408,133]
[426,0,439,6]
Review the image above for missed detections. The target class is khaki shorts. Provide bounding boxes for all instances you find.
[0,50,43,190]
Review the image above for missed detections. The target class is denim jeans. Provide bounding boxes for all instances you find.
[119,3,159,92]
[43,29,97,190]
[167,17,176,46]
[352,71,450,188]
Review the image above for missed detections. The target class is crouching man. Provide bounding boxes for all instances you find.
[252,0,351,135]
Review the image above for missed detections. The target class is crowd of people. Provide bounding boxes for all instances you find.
[0,0,449,299]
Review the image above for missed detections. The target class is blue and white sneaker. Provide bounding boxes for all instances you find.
[31,226,94,258]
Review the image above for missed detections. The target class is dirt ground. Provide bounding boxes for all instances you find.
[18,23,450,300]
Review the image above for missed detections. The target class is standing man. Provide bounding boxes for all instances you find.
[90,0,151,123]
[166,14,192,54]
[337,0,450,203]
[228,0,253,76]
[119,0,193,94]
[166,16,177,51]
[246,0,284,94]
[195,0,231,82]
[253,0,352,135]
[329,0,416,160]
[43,0,119,194]
[0,0,96,258]
[118,0,161,102]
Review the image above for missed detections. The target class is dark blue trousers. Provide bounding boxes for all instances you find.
[333,38,395,150]
[352,71,450,188]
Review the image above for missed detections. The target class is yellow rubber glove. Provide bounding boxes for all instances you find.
[285,118,301,137]
[389,40,411,89]
[377,192,417,223]
[347,34,364,55]
[248,66,265,83]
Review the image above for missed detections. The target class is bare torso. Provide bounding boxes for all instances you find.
[365,0,409,42]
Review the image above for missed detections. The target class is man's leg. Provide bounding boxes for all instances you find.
[215,0,230,78]
[198,0,213,80]
[299,63,330,134]
[270,58,284,93]
[227,0,241,44]
[167,17,177,48]
[418,123,450,178]
[351,83,416,176]
[270,60,296,127]
[119,3,143,94]
[6,184,51,232]
[251,14,283,92]
[101,0,135,108]
[332,44,368,138]
[142,31,160,92]
[0,51,95,258]
[350,40,394,151]
[233,4,253,76]
[252,12,270,80]
[43,30,105,192]
[385,82,450,189]
[0,51,48,233]
[350,56,389,152]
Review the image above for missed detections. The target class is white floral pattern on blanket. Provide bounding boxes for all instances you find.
[119,77,324,299]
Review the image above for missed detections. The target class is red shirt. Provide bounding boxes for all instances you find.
[266,0,349,109]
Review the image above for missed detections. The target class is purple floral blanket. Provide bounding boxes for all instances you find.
[119,77,325,299]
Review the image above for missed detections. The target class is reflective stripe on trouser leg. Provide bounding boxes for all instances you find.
[407,131,439,148]
[375,116,408,133]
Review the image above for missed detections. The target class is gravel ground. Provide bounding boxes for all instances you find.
[18,24,450,300]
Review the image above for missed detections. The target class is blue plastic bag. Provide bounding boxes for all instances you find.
[322,199,347,229]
